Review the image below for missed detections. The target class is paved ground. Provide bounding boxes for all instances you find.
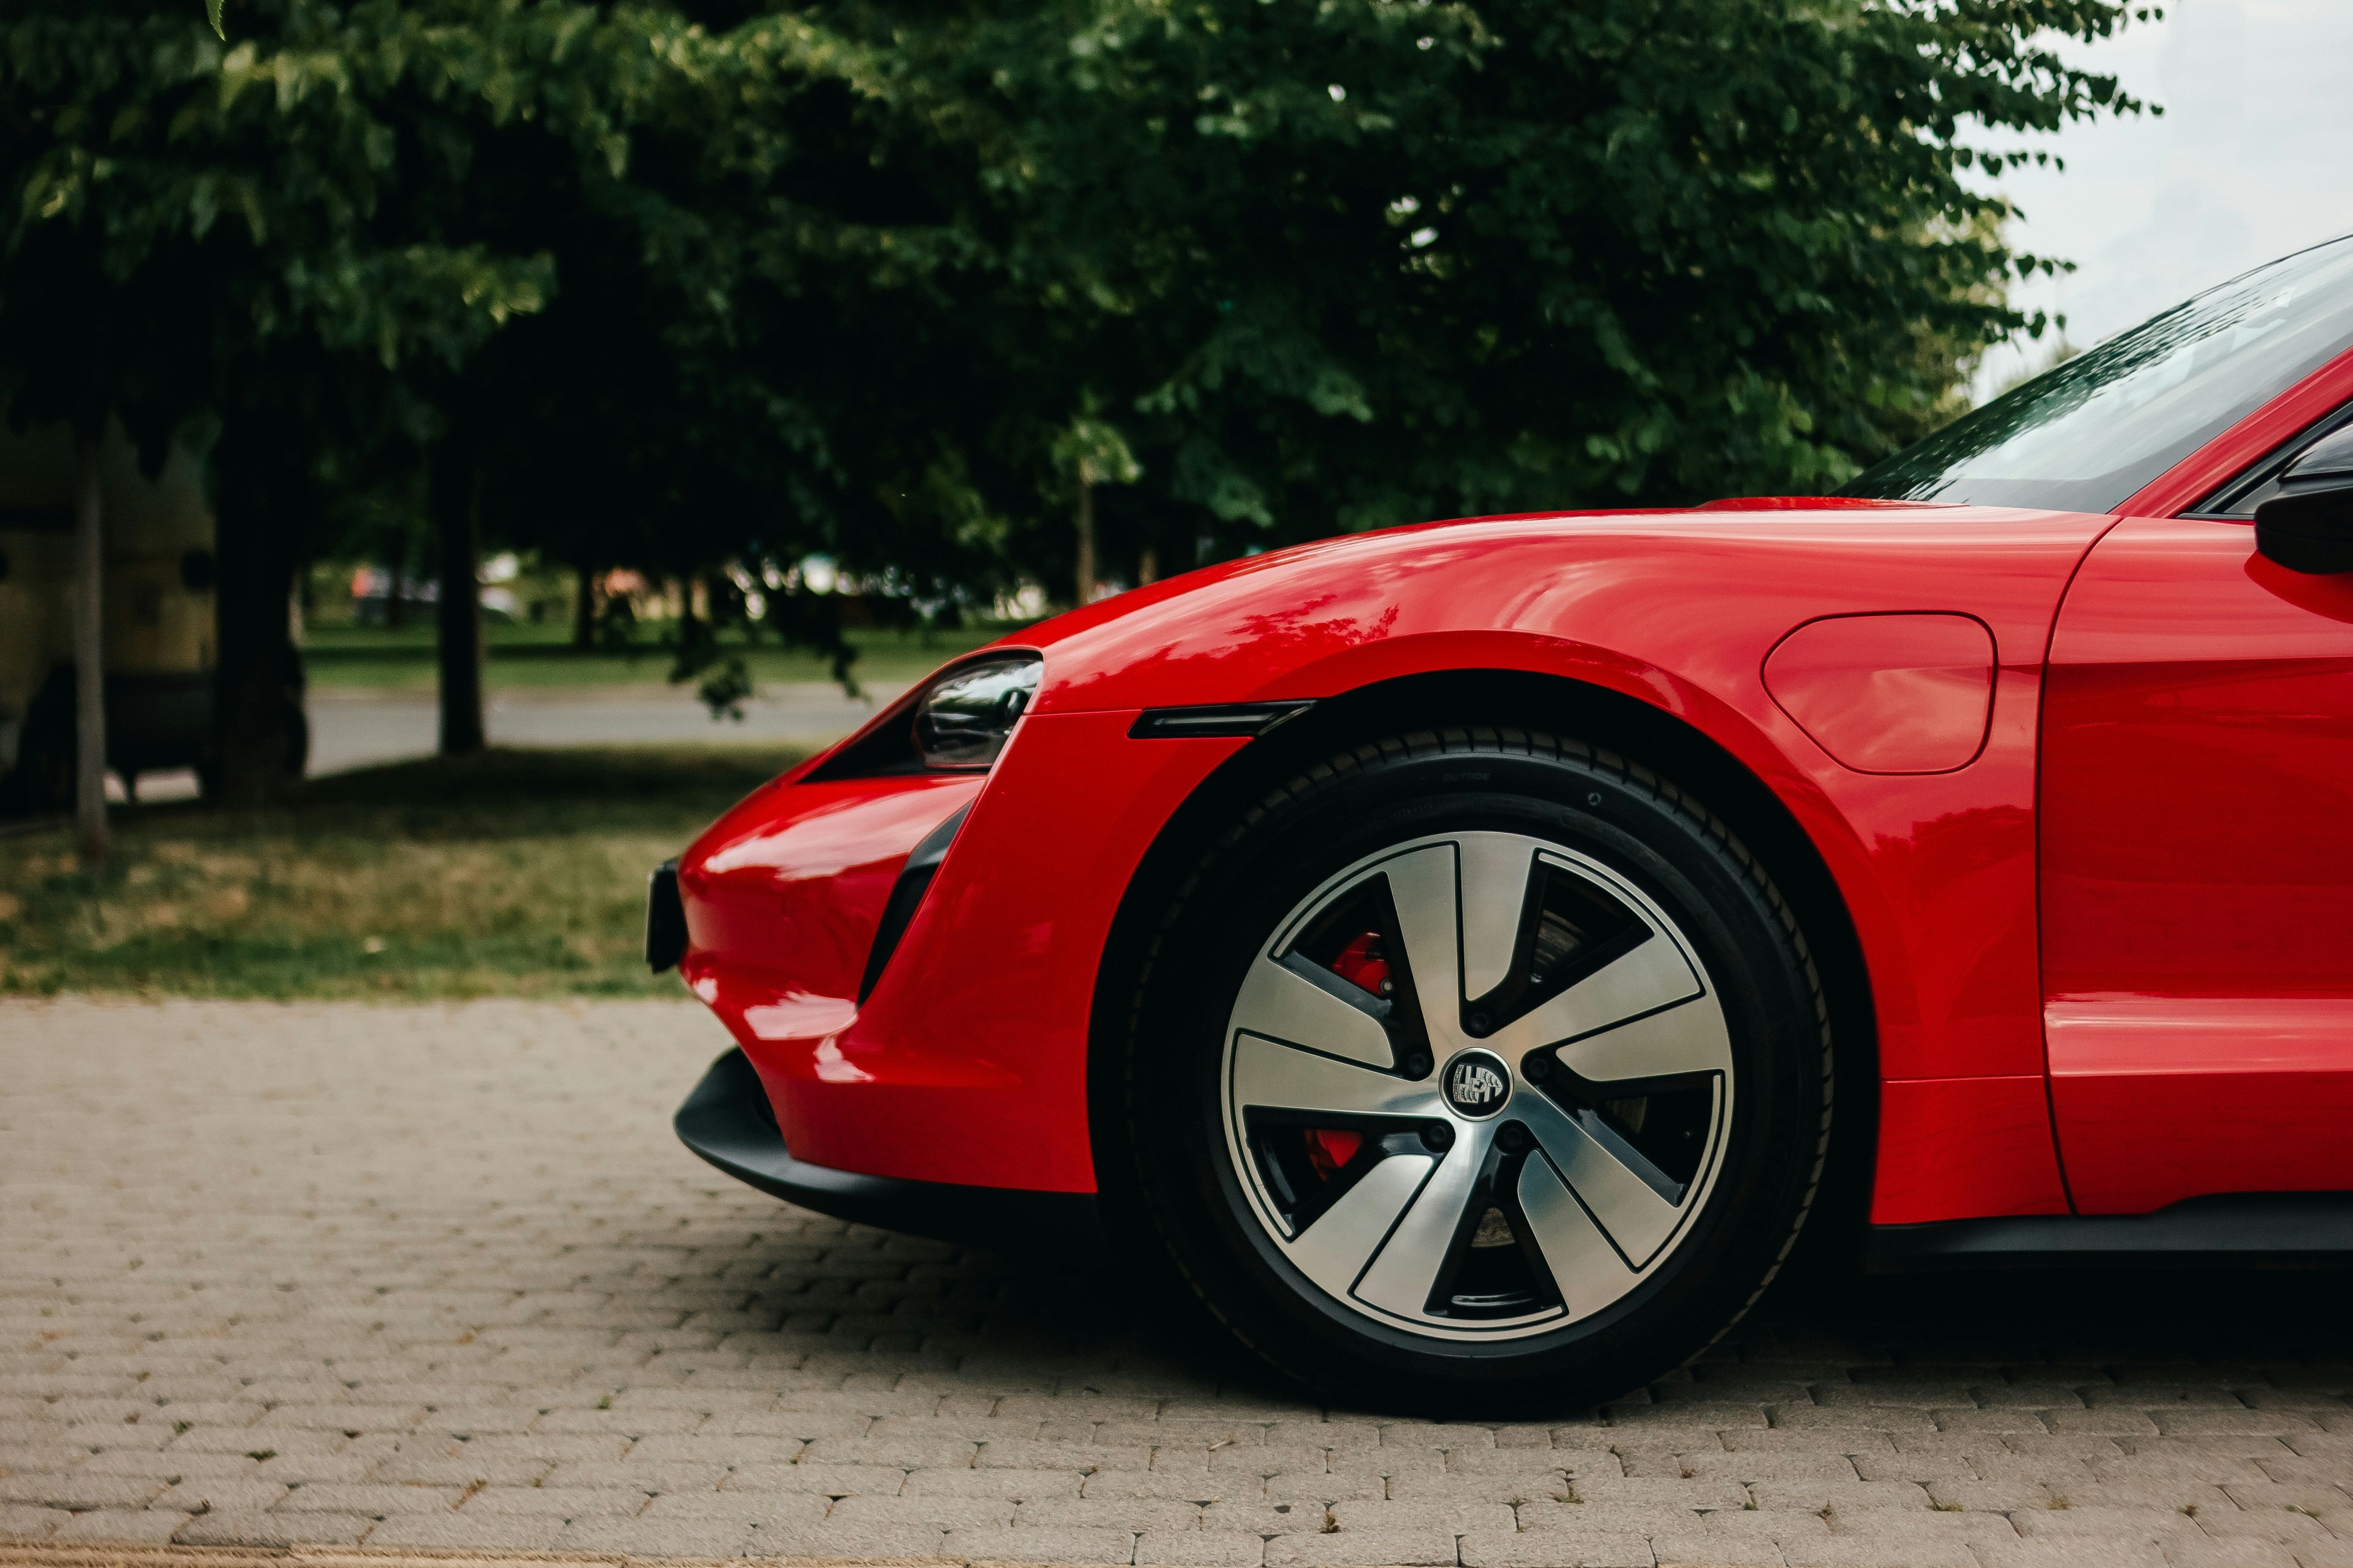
[2,998,2350,1568]
[112,683,900,804]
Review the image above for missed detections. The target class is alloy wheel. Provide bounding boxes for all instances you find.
[1218,831,1735,1340]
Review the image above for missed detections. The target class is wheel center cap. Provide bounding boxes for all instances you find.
[1442,1049,1512,1119]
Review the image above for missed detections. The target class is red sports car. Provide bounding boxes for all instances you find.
[657,237,2353,1413]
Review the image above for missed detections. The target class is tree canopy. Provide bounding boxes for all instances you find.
[1,0,2159,784]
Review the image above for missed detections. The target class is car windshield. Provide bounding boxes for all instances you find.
[1842,234,2353,513]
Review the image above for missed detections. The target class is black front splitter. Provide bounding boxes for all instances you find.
[673,1047,1105,1257]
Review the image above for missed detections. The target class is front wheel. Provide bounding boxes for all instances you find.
[1114,728,1833,1416]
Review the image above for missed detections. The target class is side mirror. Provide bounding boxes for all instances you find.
[2257,425,2353,574]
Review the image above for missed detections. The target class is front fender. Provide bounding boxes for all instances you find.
[992,506,2112,1221]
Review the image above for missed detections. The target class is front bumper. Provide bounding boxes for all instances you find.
[674,1046,1103,1254]
[674,710,1247,1193]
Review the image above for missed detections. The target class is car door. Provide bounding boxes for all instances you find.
[2041,451,2353,1213]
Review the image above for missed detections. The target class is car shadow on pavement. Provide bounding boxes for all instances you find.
[724,1212,2353,1416]
[1749,1264,2353,1371]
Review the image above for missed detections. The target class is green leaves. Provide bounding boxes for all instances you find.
[8,0,2156,627]
[910,0,2154,552]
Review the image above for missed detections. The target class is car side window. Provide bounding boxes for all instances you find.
[2192,405,2353,519]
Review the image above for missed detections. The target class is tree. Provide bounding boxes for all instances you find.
[874,0,2159,570]
[0,0,555,802]
[1052,405,1143,605]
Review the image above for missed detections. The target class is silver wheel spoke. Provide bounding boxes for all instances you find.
[1351,1128,1489,1318]
[1457,834,1536,1001]
[1383,845,1473,1053]
[1232,951,1394,1069]
[1286,1153,1434,1296]
[1550,997,1732,1083]
[1517,1093,1692,1268]
[1486,933,1705,1062]
[1515,1150,1636,1315]
[1231,1032,1445,1120]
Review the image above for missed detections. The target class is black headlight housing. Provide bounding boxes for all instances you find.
[806,651,1042,781]
[910,656,1040,770]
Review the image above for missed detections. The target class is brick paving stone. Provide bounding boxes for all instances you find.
[1455,1528,1652,1568]
[1386,1472,1562,1504]
[366,1512,569,1549]
[1262,1527,1457,1566]
[464,1485,650,1517]
[1133,1527,1264,1566]
[1649,1530,1783,1566]
[0,1474,166,1510]
[0,1508,59,1541]
[552,1515,756,1555]
[943,1524,1139,1562]
[174,1510,378,1548]
[1785,1539,1978,1568]
[44,1507,191,1544]
[2167,1543,2306,1568]
[1325,1498,1517,1534]
[151,1480,290,1515]
[750,1520,949,1558]
[4,997,2352,1567]
[1751,1478,1935,1511]
[1015,1498,1203,1531]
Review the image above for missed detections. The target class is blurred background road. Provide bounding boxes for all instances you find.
[303,681,909,776]
[95,607,981,805]
[112,683,906,805]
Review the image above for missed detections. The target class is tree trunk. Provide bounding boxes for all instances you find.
[1074,476,1096,608]
[1138,546,1159,586]
[434,445,487,756]
[573,559,596,649]
[72,431,107,871]
[208,442,306,810]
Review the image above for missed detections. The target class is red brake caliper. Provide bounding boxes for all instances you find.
[1304,1128,1363,1180]
[1305,931,1389,1179]
[1328,932,1392,997]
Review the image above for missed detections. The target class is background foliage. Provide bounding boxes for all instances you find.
[0,0,2158,780]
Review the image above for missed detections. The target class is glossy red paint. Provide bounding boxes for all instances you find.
[670,323,2353,1240]
[1762,614,1995,775]
[1703,496,1938,511]
[674,506,2125,1222]
[1870,1077,2072,1224]
[1024,511,2099,1121]
[2047,998,2353,1213]
[684,709,1246,1190]
[683,774,981,1001]
[2041,513,2353,1212]
[680,770,986,1156]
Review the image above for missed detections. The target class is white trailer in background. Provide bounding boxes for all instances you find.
[0,415,226,813]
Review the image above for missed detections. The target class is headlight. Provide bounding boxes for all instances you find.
[911,655,1041,770]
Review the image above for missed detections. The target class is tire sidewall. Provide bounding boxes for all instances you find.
[1124,737,1826,1412]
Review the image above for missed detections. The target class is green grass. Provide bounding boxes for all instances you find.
[301,620,1005,691]
[0,747,804,999]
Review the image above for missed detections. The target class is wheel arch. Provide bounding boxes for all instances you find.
[1085,665,1880,1254]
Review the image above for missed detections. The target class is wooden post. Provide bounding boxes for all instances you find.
[1074,474,1096,608]
[72,431,107,871]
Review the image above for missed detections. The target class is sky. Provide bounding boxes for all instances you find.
[1969,0,2353,397]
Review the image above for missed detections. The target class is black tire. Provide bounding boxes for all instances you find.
[1113,727,1832,1416]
